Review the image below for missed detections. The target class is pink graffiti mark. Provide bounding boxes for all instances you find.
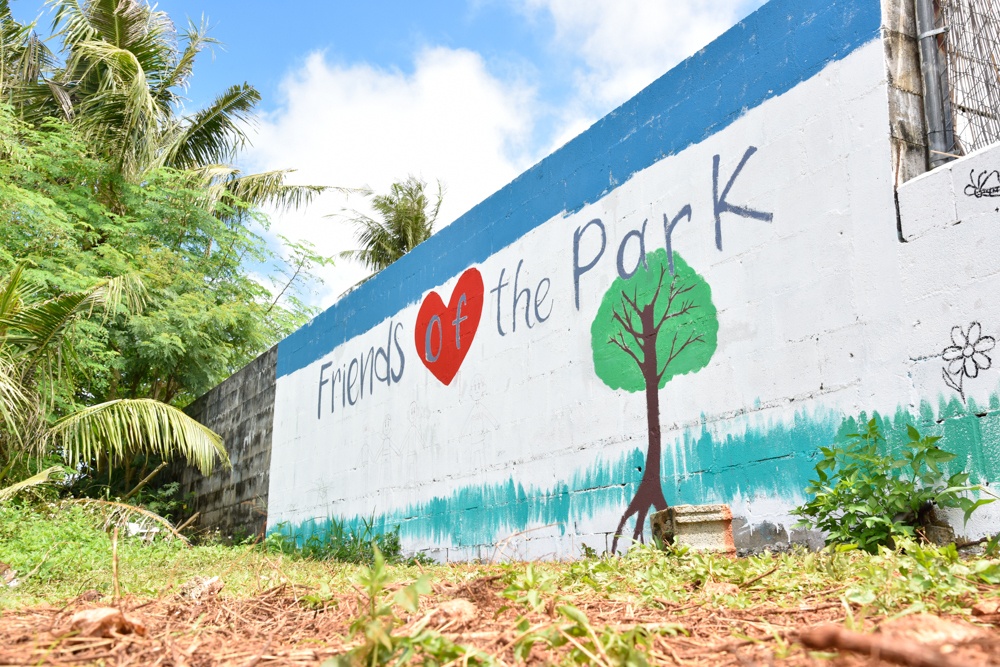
[414,268,484,385]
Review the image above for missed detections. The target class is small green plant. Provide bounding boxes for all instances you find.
[266,517,433,566]
[324,546,493,667]
[793,419,992,552]
[502,562,558,611]
[511,602,681,665]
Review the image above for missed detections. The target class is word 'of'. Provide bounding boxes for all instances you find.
[415,268,485,385]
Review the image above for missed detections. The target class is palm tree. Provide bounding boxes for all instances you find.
[339,176,443,273]
[4,0,321,211]
[0,0,52,105]
[0,262,228,497]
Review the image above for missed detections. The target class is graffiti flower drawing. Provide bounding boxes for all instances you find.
[942,322,995,401]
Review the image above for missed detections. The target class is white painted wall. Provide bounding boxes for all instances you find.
[266,9,1000,558]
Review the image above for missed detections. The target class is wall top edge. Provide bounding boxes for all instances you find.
[275,0,882,380]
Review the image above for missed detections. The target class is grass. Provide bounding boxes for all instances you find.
[3,502,1000,665]
[0,502,350,607]
[2,500,1000,615]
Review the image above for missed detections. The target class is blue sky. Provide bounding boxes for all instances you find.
[12,0,766,305]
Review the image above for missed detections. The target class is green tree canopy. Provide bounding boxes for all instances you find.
[592,250,718,392]
[0,105,320,408]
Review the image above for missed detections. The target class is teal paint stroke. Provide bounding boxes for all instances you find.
[273,391,1000,548]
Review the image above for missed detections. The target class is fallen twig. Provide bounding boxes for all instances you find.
[175,511,200,533]
[799,624,965,667]
[124,462,168,501]
[112,527,121,606]
[740,565,779,589]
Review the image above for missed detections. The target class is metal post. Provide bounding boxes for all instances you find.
[915,0,953,169]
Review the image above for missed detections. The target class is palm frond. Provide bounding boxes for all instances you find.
[189,165,329,215]
[96,273,146,318]
[0,262,38,324]
[225,169,327,212]
[0,268,145,373]
[0,354,30,434]
[154,16,217,104]
[1,2,54,102]
[51,398,228,476]
[161,83,260,169]
[0,465,63,502]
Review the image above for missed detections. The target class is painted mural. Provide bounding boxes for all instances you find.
[591,249,717,551]
[265,0,1000,559]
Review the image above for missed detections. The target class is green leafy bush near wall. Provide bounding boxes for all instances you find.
[793,418,993,552]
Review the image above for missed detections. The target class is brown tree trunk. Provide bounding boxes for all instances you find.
[611,304,669,553]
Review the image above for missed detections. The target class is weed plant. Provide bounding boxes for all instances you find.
[265,517,433,566]
[792,419,992,552]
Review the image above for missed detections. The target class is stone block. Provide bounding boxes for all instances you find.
[650,504,737,554]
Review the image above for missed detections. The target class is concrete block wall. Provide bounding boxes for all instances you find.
[182,0,1000,559]
[176,346,277,539]
[884,0,929,185]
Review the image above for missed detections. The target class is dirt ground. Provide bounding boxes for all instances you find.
[2,576,999,667]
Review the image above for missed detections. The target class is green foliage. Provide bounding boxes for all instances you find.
[502,562,558,611]
[591,249,717,393]
[338,176,442,274]
[6,501,1000,664]
[266,518,433,566]
[511,603,676,666]
[324,546,491,667]
[793,418,992,552]
[0,501,341,607]
[0,262,230,487]
[1,3,325,496]
[6,0,323,218]
[0,106,319,409]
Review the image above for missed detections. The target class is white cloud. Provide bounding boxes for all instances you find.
[519,0,763,153]
[248,47,537,307]
[251,2,764,308]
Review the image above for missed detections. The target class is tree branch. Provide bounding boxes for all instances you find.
[609,333,643,367]
[620,288,641,315]
[648,263,669,310]
[655,299,698,332]
[657,331,706,381]
[611,309,641,341]
[652,278,696,328]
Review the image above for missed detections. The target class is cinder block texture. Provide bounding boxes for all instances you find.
[651,505,737,555]
[174,346,277,539]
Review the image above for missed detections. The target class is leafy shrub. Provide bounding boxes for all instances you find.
[793,418,991,552]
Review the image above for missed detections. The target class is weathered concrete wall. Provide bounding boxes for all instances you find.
[884,0,929,185]
[184,0,1000,559]
[177,346,276,539]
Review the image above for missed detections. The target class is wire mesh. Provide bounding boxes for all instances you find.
[939,0,1000,155]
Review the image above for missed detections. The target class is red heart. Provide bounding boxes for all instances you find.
[414,268,484,385]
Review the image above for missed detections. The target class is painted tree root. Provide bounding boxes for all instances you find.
[799,625,965,667]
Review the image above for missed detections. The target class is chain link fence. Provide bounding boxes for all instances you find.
[939,0,1000,155]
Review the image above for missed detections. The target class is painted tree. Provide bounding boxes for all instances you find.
[591,248,718,552]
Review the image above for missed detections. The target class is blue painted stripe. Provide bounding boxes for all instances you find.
[276,0,881,379]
